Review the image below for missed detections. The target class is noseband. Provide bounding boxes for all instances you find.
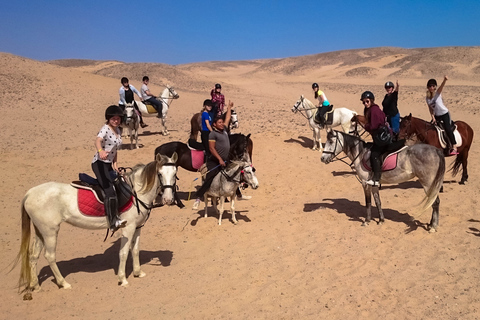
[158,162,177,192]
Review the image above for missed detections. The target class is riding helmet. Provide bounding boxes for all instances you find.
[312,83,319,89]
[215,83,222,89]
[360,91,375,101]
[105,105,124,120]
[427,79,437,87]
[384,81,394,88]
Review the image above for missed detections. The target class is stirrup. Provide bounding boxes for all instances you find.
[110,219,127,232]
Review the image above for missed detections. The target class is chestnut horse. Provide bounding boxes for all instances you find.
[399,114,474,184]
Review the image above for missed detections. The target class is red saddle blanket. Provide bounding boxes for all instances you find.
[77,189,134,217]
[191,149,204,170]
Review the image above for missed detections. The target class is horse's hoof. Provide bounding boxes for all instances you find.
[377,220,384,225]
[61,282,72,289]
[361,221,369,226]
[134,271,146,278]
[119,280,129,287]
[23,292,33,301]
[232,220,238,225]
[428,227,437,233]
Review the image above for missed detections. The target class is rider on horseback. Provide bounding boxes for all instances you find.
[119,77,147,128]
[92,105,127,232]
[382,80,400,139]
[426,76,458,155]
[141,76,164,118]
[211,83,225,118]
[312,83,333,127]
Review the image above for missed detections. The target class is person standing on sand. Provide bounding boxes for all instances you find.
[382,80,400,139]
[426,75,458,155]
[118,77,148,128]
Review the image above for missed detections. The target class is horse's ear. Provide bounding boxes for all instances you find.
[171,152,178,163]
[155,153,162,162]
[408,113,412,118]
[301,95,304,99]
[246,133,251,140]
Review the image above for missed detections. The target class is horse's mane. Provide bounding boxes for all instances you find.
[128,157,167,193]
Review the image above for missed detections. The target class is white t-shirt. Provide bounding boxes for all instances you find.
[92,125,122,163]
[141,83,151,100]
[426,93,449,116]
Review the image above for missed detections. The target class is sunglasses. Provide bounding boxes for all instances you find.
[362,100,371,105]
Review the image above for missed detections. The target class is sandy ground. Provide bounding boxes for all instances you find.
[1,47,480,319]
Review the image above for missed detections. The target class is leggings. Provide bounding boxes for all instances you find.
[146,97,163,115]
[435,112,456,146]
[91,160,116,199]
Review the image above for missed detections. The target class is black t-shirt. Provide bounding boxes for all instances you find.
[124,87,134,104]
[382,91,399,117]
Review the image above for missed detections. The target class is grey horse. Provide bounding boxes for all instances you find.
[203,160,259,225]
[321,130,445,232]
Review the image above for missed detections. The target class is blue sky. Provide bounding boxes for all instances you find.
[1,0,479,65]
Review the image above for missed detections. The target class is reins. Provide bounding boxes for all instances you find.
[293,98,317,121]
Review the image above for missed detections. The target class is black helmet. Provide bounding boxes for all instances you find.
[203,99,213,106]
[215,83,222,89]
[312,83,319,89]
[427,79,437,87]
[360,91,375,101]
[384,81,394,88]
[105,105,124,120]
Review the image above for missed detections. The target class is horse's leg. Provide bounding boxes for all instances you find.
[371,186,385,225]
[118,227,135,287]
[218,196,225,226]
[134,127,139,149]
[428,196,440,233]
[130,229,146,278]
[460,150,469,184]
[29,226,45,292]
[129,127,134,150]
[204,195,209,218]
[230,195,237,225]
[362,185,373,226]
[42,227,72,289]
[162,115,169,136]
[311,126,318,150]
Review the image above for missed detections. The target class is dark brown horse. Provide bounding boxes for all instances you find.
[399,114,474,184]
[190,110,238,140]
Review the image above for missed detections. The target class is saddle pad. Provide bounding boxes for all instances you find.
[77,189,133,217]
[435,126,462,149]
[362,146,408,172]
[191,150,205,170]
[146,104,157,114]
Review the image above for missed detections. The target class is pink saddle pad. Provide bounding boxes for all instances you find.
[191,150,205,170]
[362,153,399,172]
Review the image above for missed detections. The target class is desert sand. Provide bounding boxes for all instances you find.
[1,47,480,319]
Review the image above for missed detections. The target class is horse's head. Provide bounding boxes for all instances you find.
[291,95,305,113]
[156,152,178,205]
[124,103,136,125]
[230,110,239,129]
[236,161,258,190]
[321,130,343,164]
[398,113,413,140]
[229,133,251,162]
[165,85,180,99]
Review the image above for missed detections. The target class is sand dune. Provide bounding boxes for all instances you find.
[1,47,480,319]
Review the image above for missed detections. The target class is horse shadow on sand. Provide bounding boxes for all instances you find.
[138,129,178,137]
[467,219,480,237]
[284,136,317,149]
[303,198,430,233]
[37,239,173,287]
[190,208,252,226]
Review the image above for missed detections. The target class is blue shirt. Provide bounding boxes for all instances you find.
[201,111,212,131]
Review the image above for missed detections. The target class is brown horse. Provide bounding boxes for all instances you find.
[190,110,238,140]
[399,114,474,184]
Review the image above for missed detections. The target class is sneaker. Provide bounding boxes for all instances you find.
[157,113,163,119]
[238,195,252,200]
[449,150,459,156]
[140,123,148,128]
[110,219,127,232]
[365,180,380,186]
[192,199,200,210]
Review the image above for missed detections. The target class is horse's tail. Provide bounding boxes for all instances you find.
[450,152,463,177]
[419,149,445,211]
[12,196,33,293]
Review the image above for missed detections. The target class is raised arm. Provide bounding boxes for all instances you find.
[437,75,448,95]
[223,101,234,126]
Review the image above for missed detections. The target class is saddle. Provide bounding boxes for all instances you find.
[71,173,133,207]
[433,122,462,150]
[313,105,334,125]
[141,100,158,114]
[362,141,407,172]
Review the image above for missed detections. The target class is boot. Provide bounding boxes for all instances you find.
[105,197,126,232]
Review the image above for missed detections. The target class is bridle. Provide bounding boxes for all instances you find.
[221,164,255,184]
[158,162,178,193]
[322,131,363,169]
[292,97,317,120]
[158,86,179,108]
[124,105,138,126]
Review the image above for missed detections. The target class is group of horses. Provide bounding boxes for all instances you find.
[14,85,257,297]
[292,95,474,233]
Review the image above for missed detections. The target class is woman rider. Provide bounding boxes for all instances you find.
[312,83,332,126]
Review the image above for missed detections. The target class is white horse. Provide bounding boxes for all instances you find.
[121,102,140,149]
[203,160,259,225]
[15,153,178,296]
[136,85,180,136]
[292,95,357,151]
